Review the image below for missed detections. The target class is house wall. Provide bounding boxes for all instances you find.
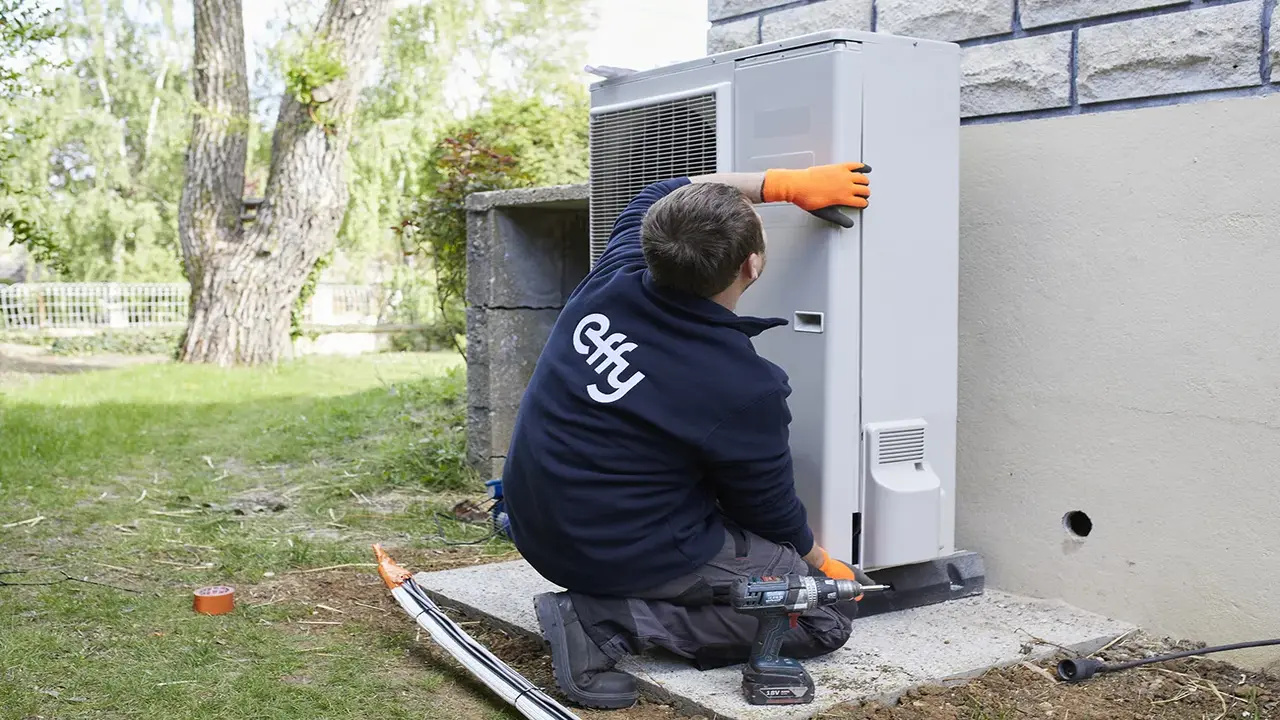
[707,0,1280,667]
[959,93,1280,670]
[463,0,1280,669]
[709,0,1278,121]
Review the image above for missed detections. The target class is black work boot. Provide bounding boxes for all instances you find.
[534,592,638,709]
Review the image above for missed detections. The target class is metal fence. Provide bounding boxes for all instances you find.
[0,282,385,332]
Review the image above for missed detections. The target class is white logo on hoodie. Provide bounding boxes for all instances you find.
[573,312,646,403]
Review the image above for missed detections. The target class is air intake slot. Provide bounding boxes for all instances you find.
[875,426,925,465]
[588,93,719,266]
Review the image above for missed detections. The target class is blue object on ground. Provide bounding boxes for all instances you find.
[486,479,511,540]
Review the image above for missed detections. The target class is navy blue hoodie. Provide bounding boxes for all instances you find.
[501,177,814,597]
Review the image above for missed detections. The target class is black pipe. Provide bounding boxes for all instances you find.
[1057,638,1280,682]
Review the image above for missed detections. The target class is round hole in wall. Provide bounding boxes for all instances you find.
[1063,511,1093,538]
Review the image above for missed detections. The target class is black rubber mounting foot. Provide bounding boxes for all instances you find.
[854,550,986,619]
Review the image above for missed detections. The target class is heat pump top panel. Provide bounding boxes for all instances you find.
[587,29,955,91]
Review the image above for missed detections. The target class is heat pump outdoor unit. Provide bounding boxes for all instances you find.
[587,29,980,597]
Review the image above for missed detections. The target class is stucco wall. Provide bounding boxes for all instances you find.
[958,92,1280,668]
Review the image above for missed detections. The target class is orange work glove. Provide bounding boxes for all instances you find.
[761,162,871,228]
[810,546,859,582]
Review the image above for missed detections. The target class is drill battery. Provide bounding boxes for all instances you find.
[731,574,887,706]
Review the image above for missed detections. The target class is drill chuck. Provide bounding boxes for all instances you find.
[730,575,889,615]
[830,579,890,601]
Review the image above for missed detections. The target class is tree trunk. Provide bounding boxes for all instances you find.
[177,0,393,366]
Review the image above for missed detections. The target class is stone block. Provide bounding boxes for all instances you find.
[465,307,561,466]
[876,0,1012,42]
[465,308,491,471]
[1020,0,1187,29]
[761,0,873,43]
[1077,1,1263,104]
[465,210,494,308]
[1271,3,1280,82]
[465,307,490,400]
[961,32,1072,117]
[465,184,588,212]
[466,404,494,468]
[468,207,588,309]
[560,211,591,297]
[486,307,559,393]
[708,0,789,22]
[485,456,505,481]
[707,16,759,54]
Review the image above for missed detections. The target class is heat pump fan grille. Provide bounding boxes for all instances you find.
[589,93,719,265]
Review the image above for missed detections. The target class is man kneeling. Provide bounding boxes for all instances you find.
[500,163,874,708]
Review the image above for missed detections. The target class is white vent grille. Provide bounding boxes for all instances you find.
[875,426,926,465]
[588,93,719,265]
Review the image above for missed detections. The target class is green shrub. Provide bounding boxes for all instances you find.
[0,328,183,356]
[377,365,476,490]
[394,92,588,358]
[389,323,457,353]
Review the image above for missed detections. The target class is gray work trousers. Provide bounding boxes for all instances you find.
[566,521,856,670]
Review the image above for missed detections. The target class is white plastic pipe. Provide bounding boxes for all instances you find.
[390,584,580,720]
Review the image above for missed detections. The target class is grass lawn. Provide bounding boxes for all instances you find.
[7,348,1270,720]
[0,351,530,720]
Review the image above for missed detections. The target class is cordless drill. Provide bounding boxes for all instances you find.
[730,574,889,705]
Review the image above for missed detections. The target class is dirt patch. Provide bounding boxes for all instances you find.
[399,598,689,720]
[233,557,680,720]
[357,489,433,515]
[831,635,1280,720]
[238,560,1280,720]
[239,555,1280,720]
[215,487,290,514]
[238,545,521,620]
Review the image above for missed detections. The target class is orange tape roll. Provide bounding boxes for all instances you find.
[193,585,235,615]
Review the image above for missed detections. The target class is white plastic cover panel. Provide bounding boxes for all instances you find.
[863,420,941,569]
[588,93,719,264]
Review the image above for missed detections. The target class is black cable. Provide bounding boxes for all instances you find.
[1057,638,1280,682]
[400,580,577,720]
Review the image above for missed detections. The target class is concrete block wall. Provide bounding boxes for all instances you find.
[464,186,589,480]
[707,0,1279,121]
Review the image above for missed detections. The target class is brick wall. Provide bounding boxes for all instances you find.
[707,0,1279,121]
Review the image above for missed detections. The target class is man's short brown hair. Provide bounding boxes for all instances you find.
[640,183,765,297]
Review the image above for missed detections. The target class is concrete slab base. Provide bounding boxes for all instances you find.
[413,561,1135,720]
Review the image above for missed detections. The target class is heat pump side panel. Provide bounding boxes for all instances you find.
[859,40,961,567]
[731,45,864,564]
